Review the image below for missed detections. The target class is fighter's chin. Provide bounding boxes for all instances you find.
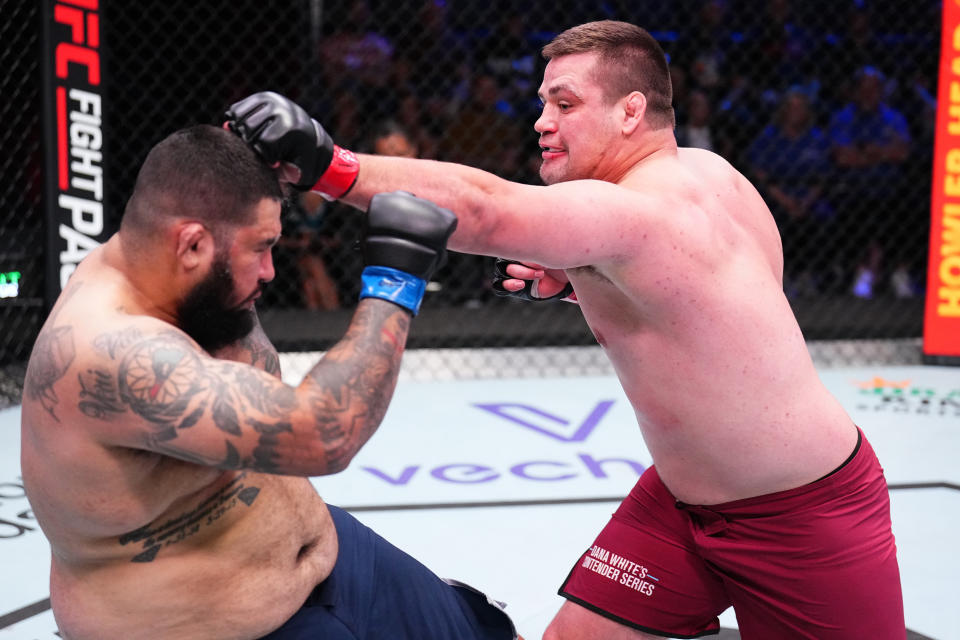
[539,164,569,186]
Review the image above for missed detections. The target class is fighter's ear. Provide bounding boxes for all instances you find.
[622,91,646,135]
[175,221,214,271]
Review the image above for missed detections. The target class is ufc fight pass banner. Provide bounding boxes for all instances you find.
[42,0,110,306]
[927,0,960,361]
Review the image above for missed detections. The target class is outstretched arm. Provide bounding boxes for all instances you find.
[226,91,659,269]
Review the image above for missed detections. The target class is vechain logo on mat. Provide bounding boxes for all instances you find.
[853,377,960,416]
[359,400,647,486]
[472,400,614,442]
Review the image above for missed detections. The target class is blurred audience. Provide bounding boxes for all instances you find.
[395,90,440,159]
[827,66,913,298]
[439,71,525,178]
[739,0,815,93]
[300,120,434,307]
[676,90,716,153]
[674,0,736,92]
[318,0,395,120]
[279,196,343,311]
[816,5,894,109]
[295,1,938,308]
[747,89,833,297]
[363,119,419,158]
[477,7,540,121]
[393,0,472,129]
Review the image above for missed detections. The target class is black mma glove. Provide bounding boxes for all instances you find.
[225,91,358,197]
[492,258,574,302]
[360,191,458,315]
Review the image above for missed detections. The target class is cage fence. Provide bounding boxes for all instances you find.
[0,0,943,406]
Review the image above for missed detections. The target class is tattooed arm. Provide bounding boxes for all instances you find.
[83,298,411,476]
[208,313,281,379]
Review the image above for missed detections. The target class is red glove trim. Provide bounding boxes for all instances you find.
[312,145,359,198]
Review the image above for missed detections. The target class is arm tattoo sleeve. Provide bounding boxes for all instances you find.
[209,316,281,378]
[85,302,409,475]
[302,301,411,471]
[83,330,296,472]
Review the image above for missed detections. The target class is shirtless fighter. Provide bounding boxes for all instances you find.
[20,124,517,639]
[226,19,905,639]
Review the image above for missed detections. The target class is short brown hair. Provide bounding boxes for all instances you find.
[121,125,282,242]
[543,20,675,130]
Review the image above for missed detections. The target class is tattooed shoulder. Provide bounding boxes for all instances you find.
[25,325,77,421]
[94,327,146,359]
[117,333,208,426]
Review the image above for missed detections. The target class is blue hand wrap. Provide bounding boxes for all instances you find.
[359,266,427,315]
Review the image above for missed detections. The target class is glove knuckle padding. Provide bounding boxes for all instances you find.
[226,91,334,188]
[363,192,457,280]
[227,94,264,122]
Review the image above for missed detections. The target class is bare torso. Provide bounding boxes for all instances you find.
[564,148,856,504]
[20,251,337,640]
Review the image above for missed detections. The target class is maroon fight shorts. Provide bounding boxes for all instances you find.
[559,429,904,638]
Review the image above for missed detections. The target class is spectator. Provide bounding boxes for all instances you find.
[747,89,833,297]
[713,69,767,165]
[394,0,472,128]
[738,0,814,93]
[669,61,692,124]
[277,89,373,311]
[327,92,364,150]
[890,68,938,298]
[436,72,525,305]
[827,66,911,297]
[439,72,525,177]
[318,0,395,120]
[395,90,440,159]
[676,90,716,153]
[364,119,419,158]
[674,0,735,91]
[477,8,539,119]
[816,5,892,110]
[300,120,429,306]
[278,196,343,311]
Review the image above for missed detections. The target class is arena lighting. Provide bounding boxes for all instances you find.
[0,272,20,299]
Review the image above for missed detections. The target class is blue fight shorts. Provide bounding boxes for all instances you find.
[260,505,516,639]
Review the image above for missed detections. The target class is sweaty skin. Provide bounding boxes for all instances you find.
[339,52,857,505]
[21,200,412,639]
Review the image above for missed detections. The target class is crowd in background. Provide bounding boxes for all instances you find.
[263,0,939,310]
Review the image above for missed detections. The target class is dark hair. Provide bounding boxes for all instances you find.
[542,20,675,130]
[363,119,414,152]
[121,124,282,241]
